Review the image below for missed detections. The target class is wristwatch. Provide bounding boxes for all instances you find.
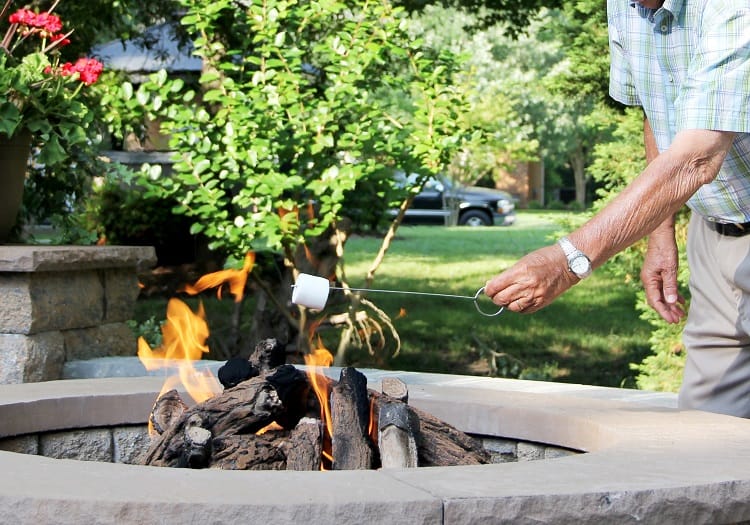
[558,237,592,279]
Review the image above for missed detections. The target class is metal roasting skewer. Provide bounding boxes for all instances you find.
[292,281,504,317]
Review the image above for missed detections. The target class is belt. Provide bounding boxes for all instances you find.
[706,220,750,237]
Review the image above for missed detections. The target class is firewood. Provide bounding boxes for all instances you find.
[211,434,287,470]
[284,417,323,471]
[381,377,408,403]
[378,401,418,468]
[141,366,308,467]
[149,389,188,436]
[249,338,286,372]
[371,392,489,467]
[330,367,375,470]
[411,405,490,466]
[183,414,212,469]
[217,357,259,388]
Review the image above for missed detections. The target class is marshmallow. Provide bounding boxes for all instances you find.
[292,273,330,310]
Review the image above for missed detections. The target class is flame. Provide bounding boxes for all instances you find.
[256,421,284,435]
[304,343,334,470]
[180,252,255,302]
[137,298,222,408]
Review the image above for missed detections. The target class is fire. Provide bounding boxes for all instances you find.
[138,253,256,434]
[304,343,335,469]
[137,298,222,406]
[180,252,255,302]
[256,421,284,435]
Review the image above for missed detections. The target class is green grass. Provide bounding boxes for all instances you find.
[133,210,652,388]
[337,210,651,387]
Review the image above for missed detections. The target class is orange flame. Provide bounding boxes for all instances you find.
[137,298,222,408]
[180,252,255,302]
[256,421,284,435]
[304,343,334,469]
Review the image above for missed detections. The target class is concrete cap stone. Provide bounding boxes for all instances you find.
[0,371,749,524]
[0,246,157,272]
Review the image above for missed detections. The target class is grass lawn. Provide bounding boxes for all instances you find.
[336,210,652,387]
[134,210,653,388]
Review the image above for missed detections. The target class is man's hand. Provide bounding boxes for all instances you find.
[641,227,685,323]
[484,244,579,313]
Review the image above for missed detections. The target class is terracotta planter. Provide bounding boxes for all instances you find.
[0,130,31,243]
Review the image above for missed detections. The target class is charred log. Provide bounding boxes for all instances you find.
[217,357,259,389]
[141,369,304,467]
[182,414,212,468]
[149,389,188,436]
[330,367,375,470]
[411,405,490,466]
[380,377,409,403]
[249,338,286,372]
[378,401,418,469]
[212,433,287,470]
[284,417,323,471]
[371,393,489,467]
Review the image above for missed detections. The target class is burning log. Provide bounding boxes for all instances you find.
[141,365,308,468]
[249,338,286,372]
[183,414,212,469]
[330,367,375,470]
[212,433,287,470]
[284,417,323,471]
[141,360,488,471]
[217,357,259,389]
[149,389,188,436]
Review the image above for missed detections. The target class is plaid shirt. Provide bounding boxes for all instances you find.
[608,0,750,223]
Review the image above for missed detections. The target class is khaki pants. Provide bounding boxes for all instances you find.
[680,214,750,418]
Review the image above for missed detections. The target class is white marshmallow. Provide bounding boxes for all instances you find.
[292,273,330,310]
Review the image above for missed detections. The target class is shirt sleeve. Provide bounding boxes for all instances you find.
[676,4,750,132]
[608,9,641,107]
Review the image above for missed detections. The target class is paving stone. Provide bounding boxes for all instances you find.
[517,440,546,461]
[63,323,137,361]
[40,429,113,462]
[0,434,38,455]
[0,332,65,384]
[0,271,103,334]
[113,426,150,464]
[544,446,578,459]
[481,436,518,463]
[0,246,156,272]
[103,269,141,323]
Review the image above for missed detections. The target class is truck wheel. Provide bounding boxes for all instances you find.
[458,210,492,226]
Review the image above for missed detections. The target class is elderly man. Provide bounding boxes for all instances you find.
[485,0,750,418]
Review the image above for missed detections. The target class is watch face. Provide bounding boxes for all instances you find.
[570,254,591,274]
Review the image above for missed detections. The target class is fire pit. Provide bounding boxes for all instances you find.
[2,369,750,524]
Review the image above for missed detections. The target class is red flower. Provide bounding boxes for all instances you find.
[60,58,104,85]
[49,33,71,47]
[8,9,63,34]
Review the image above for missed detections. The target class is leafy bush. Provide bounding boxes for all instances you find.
[102,0,477,357]
[588,106,688,391]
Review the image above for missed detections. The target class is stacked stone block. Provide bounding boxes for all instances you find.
[0,246,156,383]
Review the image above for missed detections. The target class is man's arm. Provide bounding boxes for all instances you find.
[484,127,735,313]
[641,116,685,323]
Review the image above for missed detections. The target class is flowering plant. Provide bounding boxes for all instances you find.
[0,0,104,165]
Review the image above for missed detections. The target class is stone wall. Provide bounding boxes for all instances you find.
[0,425,578,466]
[0,246,156,384]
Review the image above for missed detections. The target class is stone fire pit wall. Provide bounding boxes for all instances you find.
[0,246,156,384]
